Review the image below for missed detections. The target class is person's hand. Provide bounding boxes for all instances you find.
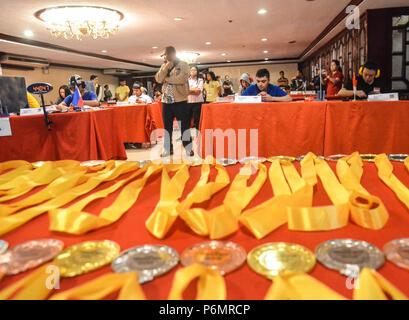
[356,90,367,98]
[258,92,272,102]
[165,61,173,70]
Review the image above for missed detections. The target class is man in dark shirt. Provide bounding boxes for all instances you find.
[310,69,326,91]
[338,61,383,99]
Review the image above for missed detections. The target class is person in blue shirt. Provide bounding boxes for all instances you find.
[58,75,99,108]
[242,69,292,102]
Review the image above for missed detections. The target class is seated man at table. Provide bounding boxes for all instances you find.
[128,83,153,104]
[242,69,292,102]
[58,75,99,109]
[337,61,383,99]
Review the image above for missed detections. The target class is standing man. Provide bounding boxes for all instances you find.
[242,69,292,102]
[116,79,130,102]
[155,46,193,157]
[277,71,289,91]
[90,75,103,102]
[222,75,234,96]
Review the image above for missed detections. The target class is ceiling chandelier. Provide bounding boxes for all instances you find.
[176,52,200,64]
[35,6,124,40]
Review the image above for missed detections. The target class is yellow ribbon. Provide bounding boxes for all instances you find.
[0,264,55,300]
[264,272,346,300]
[50,272,145,300]
[145,164,190,239]
[0,161,139,236]
[264,268,407,300]
[239,159,312,239]
[375,153,409,210]
[49,163,163,235]
[354,268,408,300]
[177,163,230,236]
[0,162,85,203]
[168,264,226,300]
[0,161,33,185]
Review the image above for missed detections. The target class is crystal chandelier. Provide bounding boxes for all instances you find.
[176,52,200,64]
[35,6,124,40]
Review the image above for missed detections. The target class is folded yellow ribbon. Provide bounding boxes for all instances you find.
[264,268,408,300]
[177,163,230,236]
[0,162,85,203]
[264,271,346,300]
[0,264,55,300]
[0,161,33,185]
[375,153,409,210]
[354,268,408,300]
[239,159,313,239]
[0,161,139,236]
[49,163,163,235]
[50,272,145,300]
[168,264,226,300]
[145,164,190,239]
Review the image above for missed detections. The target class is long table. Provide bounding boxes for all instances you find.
[1,160,409,299]
[199,100,409,158]
[0,103,164,162]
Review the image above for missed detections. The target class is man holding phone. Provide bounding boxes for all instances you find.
[155,46,192,157]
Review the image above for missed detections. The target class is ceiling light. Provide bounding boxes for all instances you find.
[35,6,124,40]
[263,50,269,53]
[174,17,183,21]
[221,53,227,56]
[258,9,267,14]
[264,58,269,61]
[101,50,108,53]
[227,60,231,63]
[176,52,200,63]
[261,38,268,41]
[24,30,34,37]
[205,42,212,45]
[152,46,158,49]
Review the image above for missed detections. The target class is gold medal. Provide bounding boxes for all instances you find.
[54,240,120,277]
[247,242,316,279]
[267,156,296,163]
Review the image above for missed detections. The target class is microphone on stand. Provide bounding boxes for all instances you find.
[27,83,54,130]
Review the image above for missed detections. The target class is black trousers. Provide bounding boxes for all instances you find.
[189,102,202,130]
[162,101,192,152]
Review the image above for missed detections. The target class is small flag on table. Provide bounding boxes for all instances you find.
[72,87,84,107]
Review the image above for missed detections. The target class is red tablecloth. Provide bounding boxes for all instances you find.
[1,161,409,300]
[323,101,409,156]
[200,101,409,158]
[108,105,149,144]
[0,110,126,162]
[0,103,164,162]
[200,102,327,158]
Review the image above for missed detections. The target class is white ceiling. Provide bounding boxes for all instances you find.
[0,0,407,71]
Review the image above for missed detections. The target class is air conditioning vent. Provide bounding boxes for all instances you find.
[103,69,134,75]
[0,54,50,68]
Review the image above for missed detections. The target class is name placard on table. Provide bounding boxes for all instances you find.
[19,108,44,116]
[234,96,262,103]
[0,118,12,136]
[367,93,399,101]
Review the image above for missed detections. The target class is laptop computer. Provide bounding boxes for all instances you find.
[0,76,29,115]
